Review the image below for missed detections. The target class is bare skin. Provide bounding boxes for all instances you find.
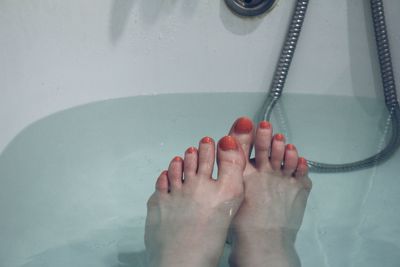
[227,117,312,267]
[145,136,246,267]
[144,117,311,267]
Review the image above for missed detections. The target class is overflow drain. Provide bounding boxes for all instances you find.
[225,0,277,17]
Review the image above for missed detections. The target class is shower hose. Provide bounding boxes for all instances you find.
[257,0,400,173]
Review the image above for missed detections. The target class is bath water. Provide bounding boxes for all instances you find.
[0,92,399,267]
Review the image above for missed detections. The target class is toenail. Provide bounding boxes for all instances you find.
[275,134,285,142]
[219,136,238,150]
[234,117,253,134]
[201,136,213,144]
[259,121,271,129]
[162,170,168,176]
[186,147,197,154]
[286,144,296,151]
[173,156,183,162]
[298,157,307,165]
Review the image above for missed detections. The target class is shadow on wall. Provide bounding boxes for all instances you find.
[109,0,199,43]
[109,0,264,43]
[110,0,137,43]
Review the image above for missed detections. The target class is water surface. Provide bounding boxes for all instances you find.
[0,92,399,267]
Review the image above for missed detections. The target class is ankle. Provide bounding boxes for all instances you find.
[231,227,297,246]
[229,228,300,267]
[146,241,224,267]
[229,248,300,267]
[148,254,220,267]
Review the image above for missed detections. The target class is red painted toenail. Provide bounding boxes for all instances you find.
[162,170,168,176]
[286,144,296,150]
[234,117,253,134]
[219,136,238,150]
[173,156,182,162]
[259,121,271,129]
[201,136,213,144]
[298,157,307,165]
[186,147,197,154]
[275,134,285,141]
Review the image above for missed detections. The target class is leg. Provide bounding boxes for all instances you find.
[145,136,246,267]
[228,117,312,267]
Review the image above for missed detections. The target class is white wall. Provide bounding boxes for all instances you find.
[1,0,399,153]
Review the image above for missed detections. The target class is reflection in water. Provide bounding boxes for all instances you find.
[0,93,399,267]
[20,224,148,267]
[19,223,232,267]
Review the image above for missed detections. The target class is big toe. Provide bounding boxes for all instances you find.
[228,117,254,162]
[216,136,246,193]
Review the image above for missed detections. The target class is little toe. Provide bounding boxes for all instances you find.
[228,117,254,161]
[295,157,312,190]
[197,137,215,178]
[254,120,273,170]
[216,136,246,188]
[296,161,312,191]
[270,133,286,171]
[155,170,169,193]
[184,146,198,180]
[168,156,183,191]
[282,144,299,176]
[295,157,309,177]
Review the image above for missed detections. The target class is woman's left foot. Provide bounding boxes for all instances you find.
[145,136,246,267]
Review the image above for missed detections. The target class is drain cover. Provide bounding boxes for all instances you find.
[225,0,277,17]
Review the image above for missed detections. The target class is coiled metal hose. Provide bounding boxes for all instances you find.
[257,0,400,173]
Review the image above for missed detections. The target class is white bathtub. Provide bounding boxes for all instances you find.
[1,1,400,266]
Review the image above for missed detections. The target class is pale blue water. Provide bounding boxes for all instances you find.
[0,92,399,267]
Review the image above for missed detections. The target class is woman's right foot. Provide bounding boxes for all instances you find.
[227,117,312,267]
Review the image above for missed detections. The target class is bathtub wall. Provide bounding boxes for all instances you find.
[1,0,400,153]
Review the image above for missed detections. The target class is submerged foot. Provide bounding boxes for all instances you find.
[145,136,246,267]
[227,117,312,267]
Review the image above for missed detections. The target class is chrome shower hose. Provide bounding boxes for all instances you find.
[258,0,400,173]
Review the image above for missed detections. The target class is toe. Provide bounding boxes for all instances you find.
[197,137,215,178]
[155,170,169,193]
[295,157,310,181]
[184,146,198,180]
[282,144,299,176]
[228,117,254,161]
[270,133,286,171]
[254,120,273,170]
[216,136,245,189]
[295,157,312,190]
[168,156,183,191]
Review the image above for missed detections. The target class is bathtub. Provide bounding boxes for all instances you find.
[1,1,400,266]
